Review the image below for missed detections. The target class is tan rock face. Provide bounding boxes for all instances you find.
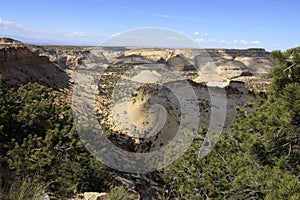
[234,56,276,73]
[100,78,253,153]
[83,192,107,200]
[124,48,174,61]
[117,48,276,86]
[0,41,71,92]
[127,85,181,151]
[0,46,49,69]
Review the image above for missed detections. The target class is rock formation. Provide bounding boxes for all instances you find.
[0,39,49,69]
[0,38,71,91]
[167,54,195,71]
[0,38,277,199]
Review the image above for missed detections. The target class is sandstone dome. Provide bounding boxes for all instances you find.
[111,84,181,151]
[194,59,251,86]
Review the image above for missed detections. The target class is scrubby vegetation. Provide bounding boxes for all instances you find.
[163,47,300,199]
[108,186,132,200]
[0,83,116,198]
[0,176,48,200]
[0,47,299,199]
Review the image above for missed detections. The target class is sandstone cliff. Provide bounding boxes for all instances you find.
[0,38,71,91]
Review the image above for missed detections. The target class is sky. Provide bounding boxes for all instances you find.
[0,0,299,50]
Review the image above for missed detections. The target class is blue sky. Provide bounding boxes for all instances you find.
[0,0,299,50]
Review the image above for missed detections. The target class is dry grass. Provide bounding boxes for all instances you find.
[0,176,48,200]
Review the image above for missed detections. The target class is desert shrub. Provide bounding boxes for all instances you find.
[108,187,131,200]
[163,47,300,199]
[0,83,115,198]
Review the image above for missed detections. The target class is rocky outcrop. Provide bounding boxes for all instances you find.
[0,38,277,199]
[83,192,107,200]
[0,39,71,91]
[0,38,23,45]
[196,59,251,84]
[98,77,253,153]
[124,48,174,62]
[112,55,153,66]
[124,48,276,73]
[67,192,107,200]
[167,54,195,71]
[38,47,89,68]
[110,48,276,87]
[0,45,49,69]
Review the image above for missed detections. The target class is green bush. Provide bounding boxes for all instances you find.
[163,47,300,199]
[108,187,131,200]
[0,83,115,198]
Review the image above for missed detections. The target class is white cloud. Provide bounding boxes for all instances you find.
[239,39,260,45]
[194,32,209,36]
[0,18,41,37]
[0,18,23,29]
[71,32,86,37]
[239,40,248,45]
[111,32,121,37]
[195,38,261,46]
[250,40,260,45]
[195,38,204,42]
[0,18,107,45]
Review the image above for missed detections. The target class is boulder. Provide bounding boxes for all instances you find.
[83,192,107,200]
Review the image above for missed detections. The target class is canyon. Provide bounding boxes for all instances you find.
[0,38,277,199]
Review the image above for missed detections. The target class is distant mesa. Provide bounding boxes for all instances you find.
[0,37,276,93]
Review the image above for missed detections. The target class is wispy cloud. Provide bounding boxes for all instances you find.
[194,31,209,36]
[0,18,23,29]
[196,38,261,46]
[70,32,86,37]
[0,17,41,33]
[111,32,121,37]
[152,13,172,19]
[0,18,106,45]
[239,40,260,45]
[195,38,204,42]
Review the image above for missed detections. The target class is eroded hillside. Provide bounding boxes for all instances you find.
[0,38,278,199]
